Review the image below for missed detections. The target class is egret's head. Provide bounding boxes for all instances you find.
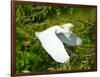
[61,23,74,31]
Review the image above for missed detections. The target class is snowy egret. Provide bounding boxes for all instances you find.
[35,23,82,63]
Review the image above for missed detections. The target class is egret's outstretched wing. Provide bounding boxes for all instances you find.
[56,32,82,46]
[35,26,70,63]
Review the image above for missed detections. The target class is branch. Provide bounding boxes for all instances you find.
[69,17,94,26]
[55,16,94,26]
[21,6,48,18]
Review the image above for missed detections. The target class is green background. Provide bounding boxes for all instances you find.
[16,4,96,73]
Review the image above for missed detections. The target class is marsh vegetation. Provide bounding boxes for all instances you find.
[16,4,96,73]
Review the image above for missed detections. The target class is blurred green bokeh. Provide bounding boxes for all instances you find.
[16,4,96,73]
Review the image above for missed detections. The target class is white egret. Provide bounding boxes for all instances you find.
[35,23,82,63]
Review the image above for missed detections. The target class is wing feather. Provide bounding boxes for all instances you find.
[56,32,82,46]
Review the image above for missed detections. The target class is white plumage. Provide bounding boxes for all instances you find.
[35,23,82,63]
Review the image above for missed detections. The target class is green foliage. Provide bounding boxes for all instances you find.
[16,4,96,73]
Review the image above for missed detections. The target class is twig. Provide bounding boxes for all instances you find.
[69,17,94,26]
[80,53,95,58]
[19,5,25,16]
[55,16,94,26]
[21,6,48,18]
